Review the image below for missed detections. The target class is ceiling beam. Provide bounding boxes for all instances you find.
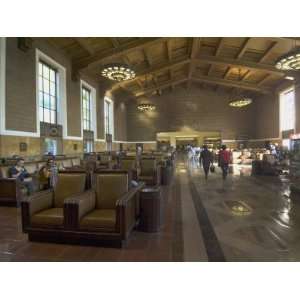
[257,74,271,86]
[192,75,271,94]
[195,54,284,76]
[207,65,213,76]
[259,41,278,62]
[74,38,94,55]
[188,38,201,88]
[119,57,190,87]
[143,48,152,67]
[236,38,251,59]
[135,77,188,97]
[109,37,120,48]
[223,66,231,79]
[241,70,252,81]
[215,38,225,56]
[73,37,167,70]
[166,39,172,61]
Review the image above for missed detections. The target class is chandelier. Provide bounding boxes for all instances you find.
[229,98,252,108]
[137,103,156,112]
[275,47,300,70]
[101,63,135,81]
[229,69,252,108]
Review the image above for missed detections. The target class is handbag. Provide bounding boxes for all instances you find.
[210,165,215,173]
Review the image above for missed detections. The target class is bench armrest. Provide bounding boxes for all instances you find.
[21,189,53,232]
[116,182,145,238]
[64,190,96,228]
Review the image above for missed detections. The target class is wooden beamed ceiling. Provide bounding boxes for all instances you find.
[45,37,300,98]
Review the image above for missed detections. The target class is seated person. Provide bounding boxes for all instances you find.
[39,158,58,189]
[9,158,34,195]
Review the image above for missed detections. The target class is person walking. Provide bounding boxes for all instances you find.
[200,145,213,180]
[219,145,231,180]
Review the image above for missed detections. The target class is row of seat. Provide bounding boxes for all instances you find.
[0,151,175,207]
[0,157,82,207]
[21,170,143,247]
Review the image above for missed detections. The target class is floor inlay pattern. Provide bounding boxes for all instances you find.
[188,170,226,262]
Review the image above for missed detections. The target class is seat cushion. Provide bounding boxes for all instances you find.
[95,174,128,209]
[62,159,73,168]
[54,173,86,207]
[0,166,10,178]
[31,208,63,226]
[80,209,116,231]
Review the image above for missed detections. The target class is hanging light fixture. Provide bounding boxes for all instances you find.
[229,98,252,108]
[275,38,300,70]
[136,75,156,112]
[137,103,156,112]
[276,47,300,70]
[101,63,135,81]
[228,69,252,108]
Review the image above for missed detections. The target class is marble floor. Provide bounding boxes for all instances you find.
[1,156,300,261]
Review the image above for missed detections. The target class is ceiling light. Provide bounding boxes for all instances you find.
[275,47,300,70]
[101,63,135,82]
[229,98,252,108]
[285,76,295,81]
[137,103,156,112]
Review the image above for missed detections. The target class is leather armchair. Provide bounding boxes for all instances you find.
[0,166,25,206]
[138,158,161,186]
[119,159,138,180]
[65,171,144,245]
[21,173,86,233]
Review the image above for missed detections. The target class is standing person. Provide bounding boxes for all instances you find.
[200,145,213,180]
[9,158,34,195]
[219,145,231,180]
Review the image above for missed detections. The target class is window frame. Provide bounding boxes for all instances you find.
[104,96,114,139]
[81,86,92,131]
[279,86,296,135]
[38,60,58,125]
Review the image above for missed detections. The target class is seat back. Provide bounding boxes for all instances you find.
[54,173,86,207]
[25,163,38,174]
[0,166,10,178]
[140,159,157,176]
[62,159,73,168]
[72,158,81,167]
[95,173,128,209]
[101,155,111,163]
[120,159,135,171]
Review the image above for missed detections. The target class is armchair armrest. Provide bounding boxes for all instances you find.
[64,190,96,229]
[21,189,53,232]
[0,178,20,202]
[155,166,161,186]
[116,182,145,239]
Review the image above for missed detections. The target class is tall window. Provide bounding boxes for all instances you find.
[39,61,57,124]
[82,86,91,130]
[44,138,57,155]
[104,98,113,136]
[280,88,295,133]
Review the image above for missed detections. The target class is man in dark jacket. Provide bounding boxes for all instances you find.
[200,145,213,180]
